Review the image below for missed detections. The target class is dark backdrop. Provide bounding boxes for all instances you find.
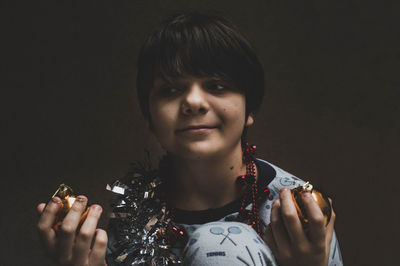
[2,1,399,265]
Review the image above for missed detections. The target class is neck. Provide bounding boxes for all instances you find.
[166,143,253,211]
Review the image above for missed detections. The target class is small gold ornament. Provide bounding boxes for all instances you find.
[291,182,332,226]
[52,184,89,232]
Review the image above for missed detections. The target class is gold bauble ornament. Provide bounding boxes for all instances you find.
[291,182,332,226]
[51,184,88,232]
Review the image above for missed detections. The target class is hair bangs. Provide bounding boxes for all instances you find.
[151,22,248,86]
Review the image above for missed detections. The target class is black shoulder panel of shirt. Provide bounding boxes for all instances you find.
[172,158,276,225]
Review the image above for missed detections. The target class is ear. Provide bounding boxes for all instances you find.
[245,113,254,127]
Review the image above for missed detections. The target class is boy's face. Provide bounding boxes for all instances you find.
[148,75,254,159]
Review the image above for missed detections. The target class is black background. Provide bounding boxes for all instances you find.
[2,0,399,265]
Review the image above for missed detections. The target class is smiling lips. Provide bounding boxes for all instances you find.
[176,125,217,134]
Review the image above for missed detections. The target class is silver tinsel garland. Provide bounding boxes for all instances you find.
[106,161,185,266]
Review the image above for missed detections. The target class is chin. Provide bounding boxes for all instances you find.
[173,140,231,160]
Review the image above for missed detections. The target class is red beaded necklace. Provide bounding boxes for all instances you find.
[235,142,266,236]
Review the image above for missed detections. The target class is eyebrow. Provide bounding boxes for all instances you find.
[160,76,226,85]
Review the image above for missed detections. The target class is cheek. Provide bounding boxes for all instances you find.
[220,99,247,125]
[149,101,176,135]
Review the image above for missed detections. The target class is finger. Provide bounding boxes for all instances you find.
[37,203,46,215]
[269,200,291,254]
[37,197,62,253]
[58,195,88,264]
[89,229,108,266]
[264,224,278,257]
[302,192,326,244]
[73,205,103,265]
[37,197,61,229]
[279,188,307,244]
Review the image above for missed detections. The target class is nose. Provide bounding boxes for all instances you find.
[181,83,209,115]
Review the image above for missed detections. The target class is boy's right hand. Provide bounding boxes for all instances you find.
[37,195,108,266]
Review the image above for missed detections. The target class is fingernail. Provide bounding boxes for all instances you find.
[52,197,61,203]
[91,205,102,212]
[280,188,288,193]
[76,196,86,202]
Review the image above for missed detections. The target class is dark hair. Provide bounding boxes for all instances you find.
[136,12,265,120]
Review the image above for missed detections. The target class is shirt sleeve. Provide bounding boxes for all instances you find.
[105,218,119,266]
[329,231,344,266]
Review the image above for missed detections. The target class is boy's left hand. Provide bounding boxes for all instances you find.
[264,188,335,266]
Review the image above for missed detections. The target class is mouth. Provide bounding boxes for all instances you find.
[176,125,217,134]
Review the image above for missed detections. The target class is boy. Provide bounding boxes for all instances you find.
[37,13,342,266]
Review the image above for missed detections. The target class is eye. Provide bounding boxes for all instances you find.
[207,83,228,93]
[158,85,181,97]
